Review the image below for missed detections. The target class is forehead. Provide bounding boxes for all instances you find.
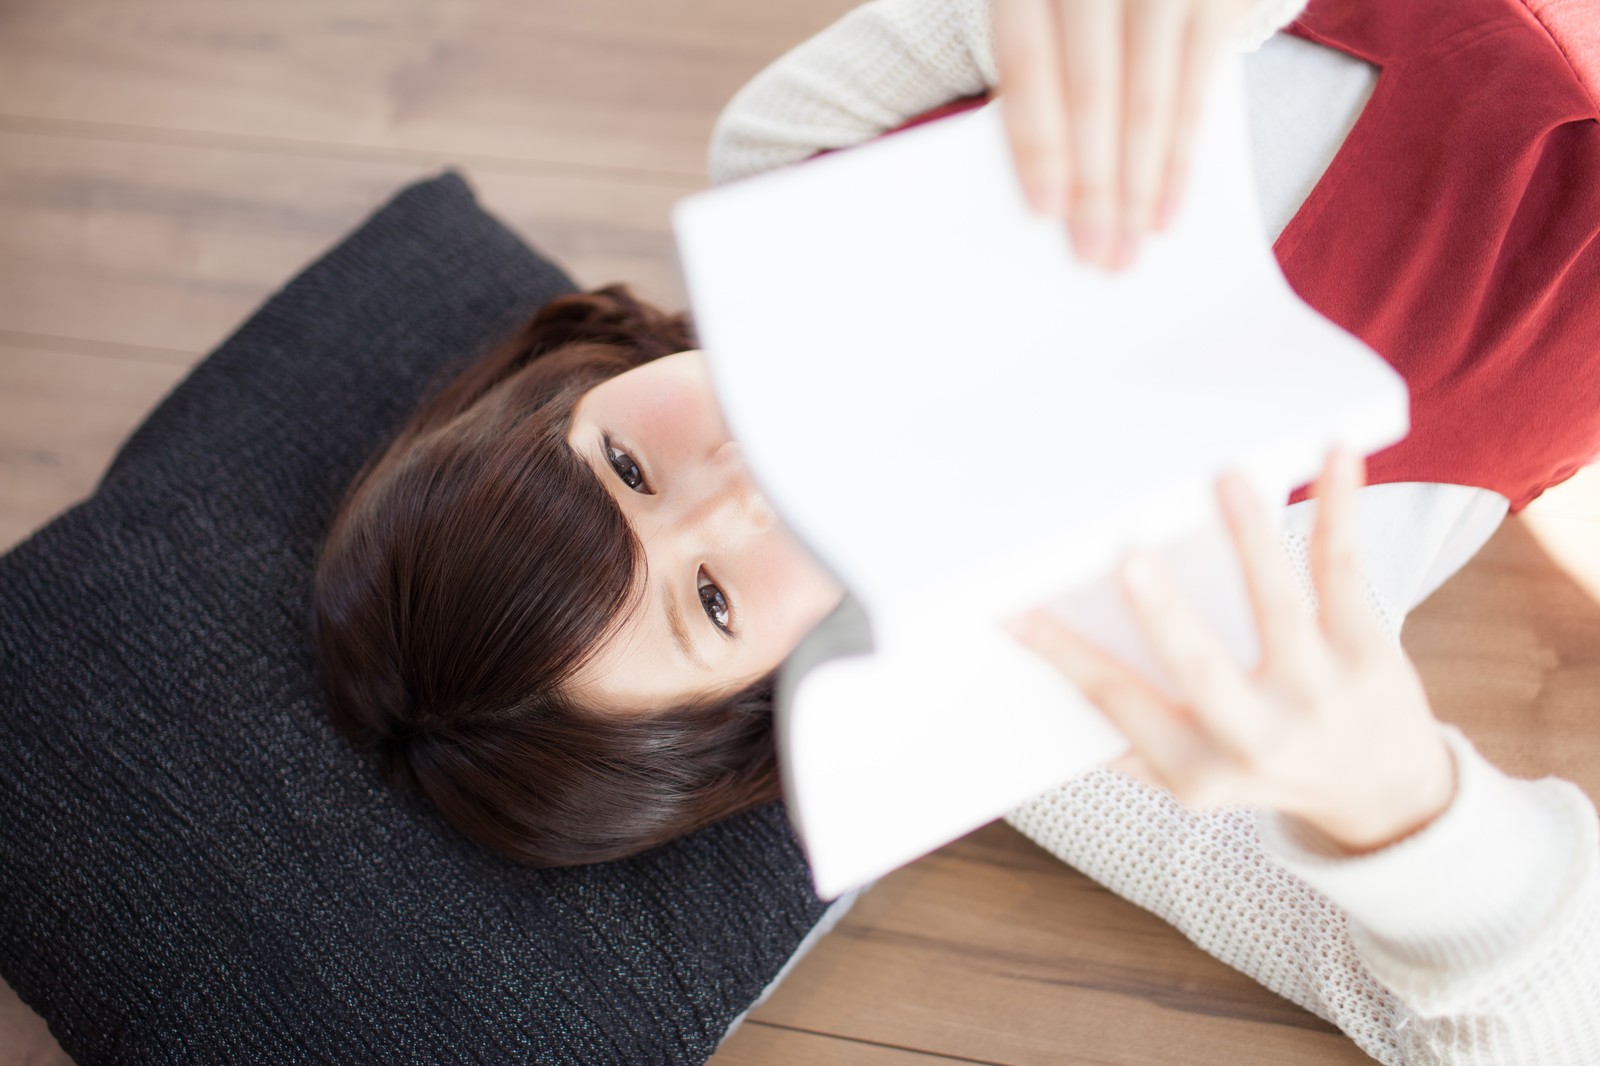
[571,350,711,422]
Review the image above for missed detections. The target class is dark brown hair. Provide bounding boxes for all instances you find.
[312,286,780,865]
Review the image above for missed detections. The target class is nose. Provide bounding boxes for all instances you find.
[678,442,777,537]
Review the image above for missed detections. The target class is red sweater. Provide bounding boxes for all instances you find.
[1281,0,1600,509]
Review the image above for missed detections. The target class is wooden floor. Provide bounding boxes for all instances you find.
[2,2,1598,1063]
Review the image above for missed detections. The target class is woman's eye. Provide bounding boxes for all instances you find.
[698,572,732,634]
[604,439,650,494]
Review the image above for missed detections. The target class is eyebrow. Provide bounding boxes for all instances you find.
[662,583,713,672]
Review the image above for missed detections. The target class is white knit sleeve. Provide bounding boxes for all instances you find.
[1006,529,1600,1064]
[709,0,995,185]
[709,0,1312,185]
[1237,0,1314,51]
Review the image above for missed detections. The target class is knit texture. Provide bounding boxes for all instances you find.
[0,172,827,1065]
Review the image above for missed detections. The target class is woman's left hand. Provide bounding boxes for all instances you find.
[992,0,1253,268]
[1008,451,1458,854]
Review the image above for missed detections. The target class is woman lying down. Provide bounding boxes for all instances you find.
[312,0,1600,1060]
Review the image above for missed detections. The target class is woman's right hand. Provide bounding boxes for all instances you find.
[992,0,1250,269]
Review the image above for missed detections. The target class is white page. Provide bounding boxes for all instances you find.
[673,62,1408,898]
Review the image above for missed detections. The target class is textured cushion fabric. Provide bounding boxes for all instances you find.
[0,172,827,1065]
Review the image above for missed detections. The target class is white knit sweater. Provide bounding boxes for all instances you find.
[709,3,1600,1062]
[709,0,1311,185]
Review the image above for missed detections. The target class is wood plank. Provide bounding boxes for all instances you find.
[1406,512,1600,798]
[738,822,1370,1066]
[0,342,187,552]
[716,1021,983,1065]
[0,977,71,1066]
[0,0,856,177]
[0,124,694,358]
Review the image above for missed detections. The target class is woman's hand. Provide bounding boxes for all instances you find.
[1007,451,1458,854]
[992,0,1251,269]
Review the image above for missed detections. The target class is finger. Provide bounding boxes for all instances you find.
[1156,3,1234,230]
[1058,0,1122,266]
[994,0,1072,216]
[1008,609,1210,774]
[1309,449,1384,651]
[1119,0,1186,261]
[1117,550,1268,754]
[1215,470,1318,664]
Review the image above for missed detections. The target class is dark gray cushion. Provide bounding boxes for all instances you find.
[0,172,826,1065]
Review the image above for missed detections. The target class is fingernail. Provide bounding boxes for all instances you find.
[1121,552,1161,602]
[1109,231,1138,271]
[1002,612,1038,642]
[1218,470,1253,511]
[1072,220,1109,265]
[1155,193,1178,232]
[1024,181,1059,218]
[1318,447,1354,490]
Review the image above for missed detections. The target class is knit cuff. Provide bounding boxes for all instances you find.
[1257,725,1599,1010]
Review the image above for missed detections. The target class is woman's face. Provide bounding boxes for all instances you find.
[565,350,844,712]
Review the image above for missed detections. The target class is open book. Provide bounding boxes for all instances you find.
[672,62,1408,899]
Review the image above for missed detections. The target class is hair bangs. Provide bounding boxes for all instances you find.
[393,389,646,717]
